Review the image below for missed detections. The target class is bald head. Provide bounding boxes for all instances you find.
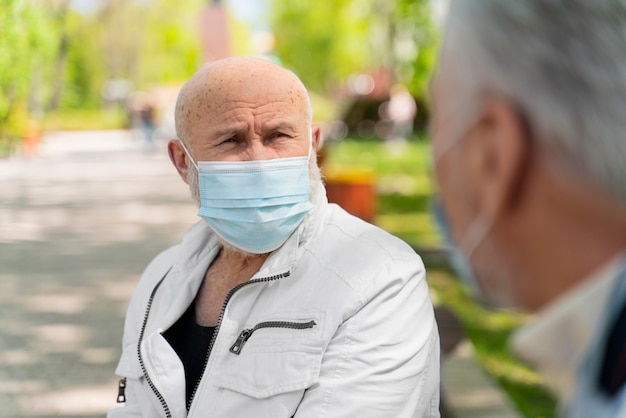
[175,57,312,148]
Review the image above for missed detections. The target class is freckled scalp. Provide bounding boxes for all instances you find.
[175,57,311,145]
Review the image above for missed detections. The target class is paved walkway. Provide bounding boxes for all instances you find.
[441,342,522,418]
[0,131,197,417]
[0,130,522,417]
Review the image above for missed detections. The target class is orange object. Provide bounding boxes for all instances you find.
[324,167,376,223]
[22,120,40,157]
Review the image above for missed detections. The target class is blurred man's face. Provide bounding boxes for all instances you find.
[429,52,520,307]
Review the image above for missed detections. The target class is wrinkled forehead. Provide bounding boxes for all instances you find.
[176,62,309,125]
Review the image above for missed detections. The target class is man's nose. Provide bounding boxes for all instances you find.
[244,141,276,161]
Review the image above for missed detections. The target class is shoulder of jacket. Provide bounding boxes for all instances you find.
[306,205,425,300]
[123,245,179,332]
[321,203,420,262]
[138,245,178,292]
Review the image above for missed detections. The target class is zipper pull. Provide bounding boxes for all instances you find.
[229,329,253,355]
[117,377,127,403]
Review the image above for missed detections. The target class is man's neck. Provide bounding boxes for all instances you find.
[499,158,626,311]
[218,246,270,272]
[194,247,270,327]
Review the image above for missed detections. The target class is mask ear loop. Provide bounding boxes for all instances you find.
[177,139,199,170]
[457,214,493,262]
[306,126,316,162]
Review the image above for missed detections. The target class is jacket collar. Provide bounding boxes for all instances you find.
[511,255,626,401]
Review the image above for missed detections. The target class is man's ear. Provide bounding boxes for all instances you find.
[467,100,530,220]
[168,139,191,184]
[311,124,321,151]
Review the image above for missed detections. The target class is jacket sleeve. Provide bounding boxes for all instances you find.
[106,245,179,418]
[295,256,440,418]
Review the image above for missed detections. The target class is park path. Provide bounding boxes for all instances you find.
[0,131,197,417]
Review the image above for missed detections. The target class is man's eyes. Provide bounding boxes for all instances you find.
[216,132,291,146]
[269,131,294,141]
[216,136,241,146]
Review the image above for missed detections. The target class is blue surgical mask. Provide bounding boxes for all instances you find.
[432,199,492,302]
[180,141,314,254]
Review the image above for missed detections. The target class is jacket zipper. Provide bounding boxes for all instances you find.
[186,270,291,411]
[117,377,127,403]
[229,320,317,355]
[137,270,172,418]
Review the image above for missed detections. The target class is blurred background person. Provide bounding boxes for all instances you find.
[387,83,417,142]
[126,91,156,149]
[430,0,626,416]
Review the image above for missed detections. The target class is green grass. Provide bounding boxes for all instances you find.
[0,136,19,157]
[42,107,127,131]
[323,138,558,418]
[0,108,127,157]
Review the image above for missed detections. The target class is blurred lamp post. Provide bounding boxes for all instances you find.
[199,0,231,63]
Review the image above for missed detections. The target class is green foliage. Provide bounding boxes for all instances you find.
[60,0,204,107]
[0,0,57,136]
[138,0,204,85]
[60,11,102,109]
[269,0,438,98]
[270,0,373,94]
[42,108,126,131]
[393,0,439,95]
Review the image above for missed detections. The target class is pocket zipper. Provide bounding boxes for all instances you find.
[229,320,317,355]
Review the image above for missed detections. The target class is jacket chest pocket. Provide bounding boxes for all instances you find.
[210,316,323,416]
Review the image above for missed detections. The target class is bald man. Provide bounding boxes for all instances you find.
[107,57,440,418]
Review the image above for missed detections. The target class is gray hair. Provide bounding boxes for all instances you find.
[444,0,626,203]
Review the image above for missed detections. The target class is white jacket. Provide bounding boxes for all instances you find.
[107,197,440,418]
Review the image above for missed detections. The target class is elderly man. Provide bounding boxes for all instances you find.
[431,1,626,416]
[107,57,440,417]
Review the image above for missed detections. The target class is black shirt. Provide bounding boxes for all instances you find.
[163,302,216,409]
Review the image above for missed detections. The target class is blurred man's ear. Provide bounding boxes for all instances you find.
[168,139,190,185]
[467,100,530,221]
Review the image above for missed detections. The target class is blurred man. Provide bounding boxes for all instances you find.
[430,1,626,416]
[107,57,440,417]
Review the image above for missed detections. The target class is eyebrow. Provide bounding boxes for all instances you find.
[212,124,248,139]
[208,121,298,142]
[261,121,298,133]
